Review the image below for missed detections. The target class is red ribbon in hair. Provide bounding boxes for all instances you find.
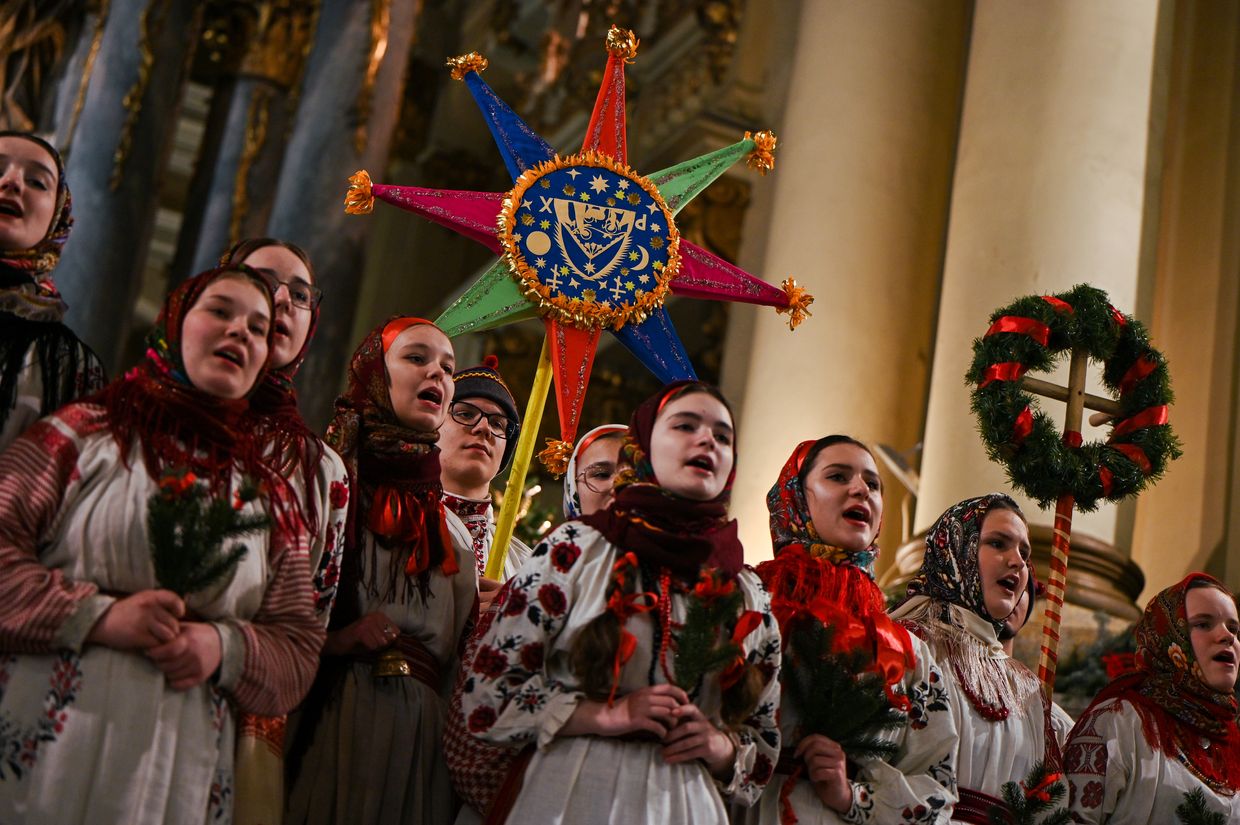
[1042,295,1074,314]
[979,362,1028,388]
[1118,354,1158,396]
[1111,405,1169,440]
[985,316,1050,346]
[1012,407,1034,444]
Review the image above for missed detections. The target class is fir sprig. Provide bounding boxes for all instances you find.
[147,470,269,596]
[1176,788,1227,825]
[988,761,1071,825]
[672,570,747,696]
[784,618,906,763]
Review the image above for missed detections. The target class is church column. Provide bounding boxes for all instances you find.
[266,0,420,429]
[724,0,972,564]
[170,1,318,280]
[49,0,204,370]
[910,1,1169,615]
[1134,0,1240,596]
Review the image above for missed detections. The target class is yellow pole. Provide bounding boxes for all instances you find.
[486,334,553,580]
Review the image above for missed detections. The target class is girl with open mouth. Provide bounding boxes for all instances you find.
[286,317,475,825]
[218,238,349,825]
[738,436,959,824]
[890,493,1054,824]
[0,131,105,452]
[1064,573,1239,823]
[0,264,322,824]
[458,381,782,823]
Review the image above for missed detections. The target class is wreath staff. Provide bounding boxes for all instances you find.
[967,284,1181,698]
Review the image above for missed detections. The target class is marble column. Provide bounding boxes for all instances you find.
[266,0,419,430]
[171,1,317,281]
[50,0,204,370]
[723,0,972,565]
[1133,0,1240,597]
[906,1,1169,621]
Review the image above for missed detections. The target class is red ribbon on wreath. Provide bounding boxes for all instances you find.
[979,362,1028,388]
[1118,354,1158,395]
[1110,405,1169,440]
[985,316,1051,346]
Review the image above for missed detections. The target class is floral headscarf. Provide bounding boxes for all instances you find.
[0,131,73,322]
[562,423,626,519]
[1082,573,1240,792]
[325,317,457,605]
[906,492,1021,636]
[767,438,879,576]
[581,380,742,580]
[758,438,914,703]
[892,492,1043,724]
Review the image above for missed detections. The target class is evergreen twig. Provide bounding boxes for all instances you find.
[1176,788,1227,825]
[784,618,906,763]
[147,470,268,596]
[989,760,1071,825]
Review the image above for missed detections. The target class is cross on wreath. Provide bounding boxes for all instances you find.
[967,284,1181,699]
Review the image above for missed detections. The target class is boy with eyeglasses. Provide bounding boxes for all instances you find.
[441,356,535,824]
[439,355,531,611]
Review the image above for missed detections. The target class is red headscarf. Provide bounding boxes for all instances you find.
[221,239,326,532]
[582,380,742,580]
[86,265,297,527]
[1079,573,1240,793]
[756,439,914,700]
[325,316,457,606]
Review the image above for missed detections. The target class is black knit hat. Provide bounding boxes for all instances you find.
[452,355,521,470]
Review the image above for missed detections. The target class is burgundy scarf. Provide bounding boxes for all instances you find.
[582,380,742,580]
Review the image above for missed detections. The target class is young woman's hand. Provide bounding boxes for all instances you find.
[561,684,690,739]
[146,622,222,691]
[323,611,398,656]
[478,576,503,612]
[86,589,185,650]
[796,734,852,813]
[661,702,737,778]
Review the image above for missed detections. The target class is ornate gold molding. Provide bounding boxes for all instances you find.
[353,0,391,155]
[229,83,271,246]
[61,0,111,160]
[110,0,171,191]
[239,0,317,88]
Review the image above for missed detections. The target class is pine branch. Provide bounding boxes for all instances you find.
[147,471,268,596]
[989,760,1071,825]
[1176,788,1227,825]
[672,576,745,694]
[785,619,906,763]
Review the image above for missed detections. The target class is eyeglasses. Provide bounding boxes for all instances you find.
[575,461,617,495]
[255,270,322,310]
[273,277,322,310]
[449,400,517,440]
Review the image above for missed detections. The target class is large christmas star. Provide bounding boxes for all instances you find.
[345,26,812,472]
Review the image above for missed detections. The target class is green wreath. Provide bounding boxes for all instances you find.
[967,284,1181,511]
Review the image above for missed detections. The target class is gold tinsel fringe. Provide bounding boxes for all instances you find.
[605,26,639,63]
[344,170,374,215]
[776,277,814,330]
[446,52,489,81]
[538,438,574,478]
[744,130,777,175]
